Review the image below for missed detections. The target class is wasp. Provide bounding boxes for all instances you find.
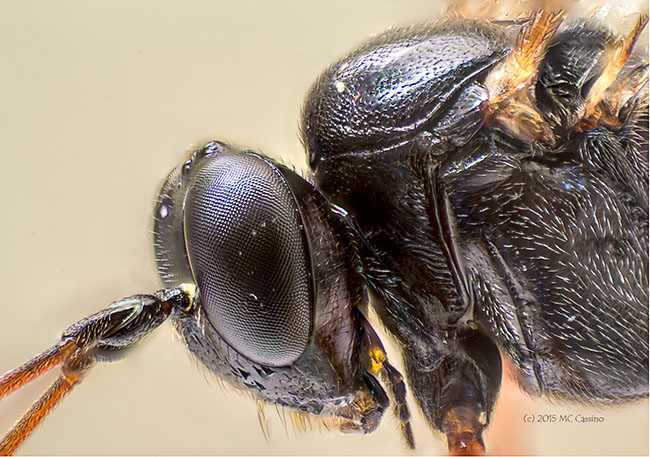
[1,2,648,455]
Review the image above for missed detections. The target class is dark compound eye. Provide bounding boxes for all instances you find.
[183,152,312,367]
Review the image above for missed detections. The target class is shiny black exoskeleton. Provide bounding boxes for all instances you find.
[153,16,648,451]
[302,16,648,443]
[3,12,648,456]
[154,142,396,434]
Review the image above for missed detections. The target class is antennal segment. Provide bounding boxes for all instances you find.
[0,285,195,455]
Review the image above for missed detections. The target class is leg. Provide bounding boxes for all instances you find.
[402,329,502,455]
[359,311,415,449]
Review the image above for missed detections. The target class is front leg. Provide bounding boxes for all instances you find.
[409,329,502,455]
[370,283,502,455]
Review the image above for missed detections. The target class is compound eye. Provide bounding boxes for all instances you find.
[184,152,312,367]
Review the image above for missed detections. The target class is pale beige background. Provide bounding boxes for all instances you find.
[0,1,647,455]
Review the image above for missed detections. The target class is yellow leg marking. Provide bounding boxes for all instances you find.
[368,347,387,375]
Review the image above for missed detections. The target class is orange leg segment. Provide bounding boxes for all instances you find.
[441,406,486,455]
